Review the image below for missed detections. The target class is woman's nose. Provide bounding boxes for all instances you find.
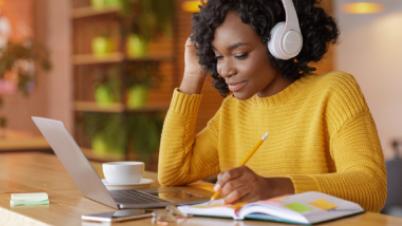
[218,61,236,78]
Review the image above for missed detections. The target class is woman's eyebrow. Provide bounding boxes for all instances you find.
[213,42,249,52]
[227,42,249,51]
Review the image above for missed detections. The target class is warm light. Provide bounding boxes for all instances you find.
[182,0,203,13]
[343,2,384,14]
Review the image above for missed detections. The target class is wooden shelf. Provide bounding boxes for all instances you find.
[126,104,169,113]
[73,53,124,65]
[71,7,120,19]
[82,148,124,162]
[73,53,173,65]
[128,55,174,62]
[71,2,175,163]
[74,102,124,113]
[74,101,168,113]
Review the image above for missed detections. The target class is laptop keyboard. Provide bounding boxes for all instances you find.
[110,189,166,204]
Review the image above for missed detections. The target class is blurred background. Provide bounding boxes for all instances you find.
[0,0,401,216]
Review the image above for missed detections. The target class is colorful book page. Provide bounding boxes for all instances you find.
[193,203,224,208]
[284,202,311,213]
[310,199,337,210]
[253,196,286,206]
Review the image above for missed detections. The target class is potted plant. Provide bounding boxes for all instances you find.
[82,112,162,161]
[126,33,148,58]
[127,114,163,161]
[90,0,106,10]
[126,63,159,109]
[122,0,174,57]
[83,113,126,157]
[91,34,114,58]
[104,0,123,8]
[0,39,51,136]
[91,0,123,10]
[94,67,121,106]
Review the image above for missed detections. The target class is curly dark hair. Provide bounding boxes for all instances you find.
[191,0,339,96]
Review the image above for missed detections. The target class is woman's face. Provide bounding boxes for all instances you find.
[212,11,291,100]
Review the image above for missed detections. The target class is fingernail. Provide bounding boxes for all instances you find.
[213,184,221,192]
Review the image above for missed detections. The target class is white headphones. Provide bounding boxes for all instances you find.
[268,0,303,60]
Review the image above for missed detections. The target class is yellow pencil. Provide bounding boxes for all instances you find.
[210,131,269,201]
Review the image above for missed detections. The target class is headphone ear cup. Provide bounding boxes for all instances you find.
[268,22,303,60]
[268,22,286,59]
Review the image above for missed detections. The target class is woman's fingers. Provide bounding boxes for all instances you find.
[215,166,247,191]
[224,185,249,204]
[220,176,245,196]
[236,191,260,204]
[184,37,195,48]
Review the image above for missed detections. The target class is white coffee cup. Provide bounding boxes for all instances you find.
[102,161,144,185]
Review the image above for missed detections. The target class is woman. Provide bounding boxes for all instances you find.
[158,0,386,212]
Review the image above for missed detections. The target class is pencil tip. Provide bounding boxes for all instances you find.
[261,131,269,140]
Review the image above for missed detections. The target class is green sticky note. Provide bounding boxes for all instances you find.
[10,199,49,207]
[10,192,49,207]
[285,202,311,213]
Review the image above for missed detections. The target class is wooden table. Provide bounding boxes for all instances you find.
[0,153,402,226]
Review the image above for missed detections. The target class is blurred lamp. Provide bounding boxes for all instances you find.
[343,1,383,14]
[182,0,205,13]
[0,0,10,48]
[0,16,10,48]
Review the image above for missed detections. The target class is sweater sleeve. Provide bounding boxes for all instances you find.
[287,74,387,212]
[157,89,220,186]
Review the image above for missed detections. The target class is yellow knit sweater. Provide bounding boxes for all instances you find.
[158,71,386,212]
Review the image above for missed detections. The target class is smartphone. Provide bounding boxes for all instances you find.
[81,209,154,222]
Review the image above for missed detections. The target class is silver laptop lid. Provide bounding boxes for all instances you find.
[32,116,118,209]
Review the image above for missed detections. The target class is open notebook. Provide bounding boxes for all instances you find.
[178,191,364,224]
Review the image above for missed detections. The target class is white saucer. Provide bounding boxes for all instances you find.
[102,178,154,190]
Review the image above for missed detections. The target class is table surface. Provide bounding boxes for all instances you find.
[0,152,402,226]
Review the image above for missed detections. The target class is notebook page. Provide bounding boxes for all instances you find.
[178,199,244,219]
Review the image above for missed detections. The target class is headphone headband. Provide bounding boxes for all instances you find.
[282,0,301,33]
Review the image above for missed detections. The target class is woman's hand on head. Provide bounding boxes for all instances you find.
[184,37,208,78]
[214,166,295,204]
[180,37,208,94]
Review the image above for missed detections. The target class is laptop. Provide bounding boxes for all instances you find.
[32,116,210,209]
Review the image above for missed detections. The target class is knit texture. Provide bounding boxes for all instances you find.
[158,71,386,212]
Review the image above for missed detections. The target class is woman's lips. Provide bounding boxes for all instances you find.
[228,81,247,92]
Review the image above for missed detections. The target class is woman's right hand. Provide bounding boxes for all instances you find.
[180,37,208,94]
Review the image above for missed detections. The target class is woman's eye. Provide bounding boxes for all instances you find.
[215,55,223,60]
[234,53,248,60]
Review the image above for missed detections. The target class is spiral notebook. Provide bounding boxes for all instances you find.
[178,191,364,224]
